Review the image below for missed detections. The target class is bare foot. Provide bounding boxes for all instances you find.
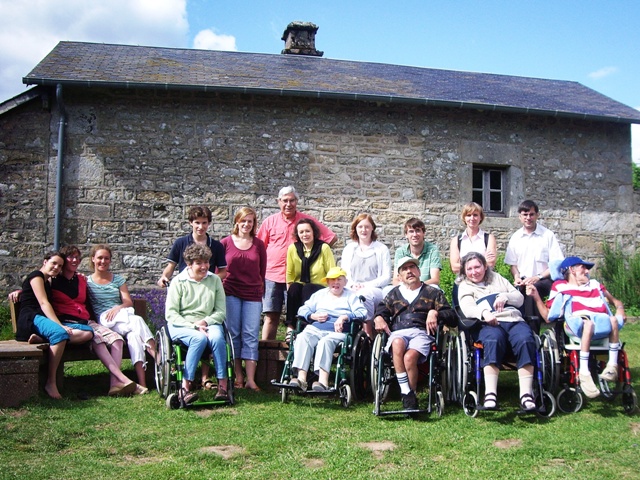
[44,383,62,399]
[28,334,46,344]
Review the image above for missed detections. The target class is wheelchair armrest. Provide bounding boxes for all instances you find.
[295,315,312,332]
[455,305,481,332]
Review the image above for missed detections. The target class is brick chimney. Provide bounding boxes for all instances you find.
[281,21,324,57]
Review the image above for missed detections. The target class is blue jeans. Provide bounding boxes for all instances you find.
[478,321,536,369]
[33,314,94,345]
[167,323,227,381]
[225,295,261,361]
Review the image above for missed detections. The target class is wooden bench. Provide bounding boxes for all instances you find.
[0,299,149,407]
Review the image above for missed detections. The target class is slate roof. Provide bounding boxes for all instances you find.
[23,41,640,124]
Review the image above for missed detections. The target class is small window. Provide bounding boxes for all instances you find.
[472,167,505,214]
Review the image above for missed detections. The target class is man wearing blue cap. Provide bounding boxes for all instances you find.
[528,256,626,399]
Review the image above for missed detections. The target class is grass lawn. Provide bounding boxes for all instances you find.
[1,324,639,480]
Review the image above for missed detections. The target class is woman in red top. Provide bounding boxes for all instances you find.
[220,207,267,391]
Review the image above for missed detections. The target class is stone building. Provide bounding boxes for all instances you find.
[1,23,639,294]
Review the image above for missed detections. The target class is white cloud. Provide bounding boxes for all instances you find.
[193,29,237,51]
[587,66,618,80]
[0,0,189,102]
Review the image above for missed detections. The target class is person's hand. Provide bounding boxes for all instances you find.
[8,290,21,303]
[374,316,390,335]
[63,325,73,335]
[426,311,438,335]
[482,311,498,326]
[312,311,329,323]
[493,294,507,313]
[334,315,348,333]
[157,276,170,288]
[526,284,540,301]
[195,320,208,334]
[104,305,122,322]
[353,283,364,291]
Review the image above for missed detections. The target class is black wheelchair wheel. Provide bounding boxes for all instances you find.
[622,385,638,415]
[349,330,372,401]
[556,387,584,414]
[165,392,180,410]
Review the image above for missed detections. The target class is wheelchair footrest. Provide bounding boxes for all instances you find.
[375,407,430,417]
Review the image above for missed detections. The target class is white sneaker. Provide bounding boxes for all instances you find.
[600,364,619,382]
[579,373,600,399]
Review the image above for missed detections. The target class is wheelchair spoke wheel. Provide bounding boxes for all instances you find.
[223,325,236,405]
[535,390,556,419]
[442,331,455,403]
[370,334,383,398]
[556,387,584,414]
[456,332,469,406]
[622,385,638,415]
[349,330,372,401]
[462,391,478,417]
[540,329,560,393]
[155,327,171,398]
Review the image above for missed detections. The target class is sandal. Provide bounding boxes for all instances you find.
[246,384,262,392]
[234,380,245,389]
[215,388,229,402]
[520,393,536,412]
[202,380,216,391]
[483,392,498,410]
[181,388,198,405]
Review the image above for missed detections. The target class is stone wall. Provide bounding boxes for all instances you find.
[0,87,637,294]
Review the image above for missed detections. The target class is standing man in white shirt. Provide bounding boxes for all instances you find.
[505,199,564,319]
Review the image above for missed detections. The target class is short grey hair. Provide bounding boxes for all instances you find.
[278,186,299,200]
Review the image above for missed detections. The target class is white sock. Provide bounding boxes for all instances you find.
[397,372,411,395]
[484,371,499,403]
[608,342,620,366]
[518,373,534,399]
[579,351,590,375]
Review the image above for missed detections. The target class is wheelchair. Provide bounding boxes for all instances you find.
[546,321,637,414]
[370,326,448,417]
[451,301,556,418]
[271,315,371,408]
[154,323,236,409]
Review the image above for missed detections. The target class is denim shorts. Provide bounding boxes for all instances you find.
[385,327,433,364]
[262,279,287,314]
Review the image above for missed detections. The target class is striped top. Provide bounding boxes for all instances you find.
[547,279,609,316]
[86,273,126,317]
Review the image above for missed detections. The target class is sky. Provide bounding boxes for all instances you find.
[1,0,639,163]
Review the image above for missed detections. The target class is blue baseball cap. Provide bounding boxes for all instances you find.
[559,256,595,273]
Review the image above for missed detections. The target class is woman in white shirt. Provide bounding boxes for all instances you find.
[450,202,497,274]
[340,213,391,337]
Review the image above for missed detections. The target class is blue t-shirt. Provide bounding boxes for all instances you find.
[167,233,227,274]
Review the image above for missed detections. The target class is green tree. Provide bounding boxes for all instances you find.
[633,162,640,190]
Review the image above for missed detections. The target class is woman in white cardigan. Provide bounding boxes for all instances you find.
[340,213,391,337]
